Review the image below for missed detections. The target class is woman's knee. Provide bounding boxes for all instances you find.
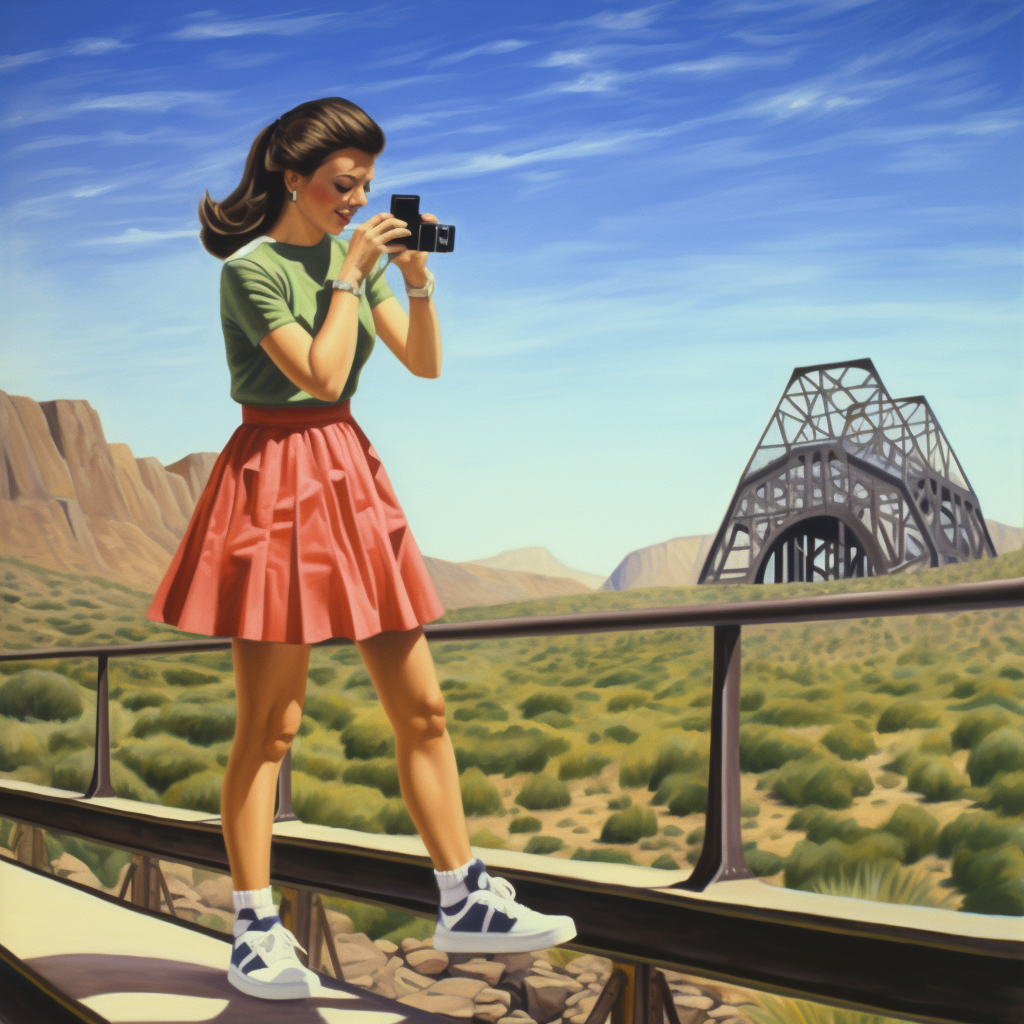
[394,693,447,742]
[237,697,304,761]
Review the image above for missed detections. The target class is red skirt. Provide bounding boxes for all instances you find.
[146,400,445,645]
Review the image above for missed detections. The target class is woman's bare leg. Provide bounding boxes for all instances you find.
[355,625,473,871]
[222,637,311,890]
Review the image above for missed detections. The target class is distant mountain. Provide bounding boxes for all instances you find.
[463,546,607,590]
[986,520,1023,556]
[422,557,590,610]
[601,534,715,591]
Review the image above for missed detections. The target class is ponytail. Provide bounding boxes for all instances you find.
[198,98,386,260]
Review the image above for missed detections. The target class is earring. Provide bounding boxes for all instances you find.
[291,189,298,202]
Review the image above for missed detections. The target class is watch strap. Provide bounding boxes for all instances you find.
[405,269,435,298]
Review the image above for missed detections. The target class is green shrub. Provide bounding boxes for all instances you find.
[604,724,639,744]
[618,751,654,788]
[533,710,574,728]
[608,794,632,810]
[308,666,337,686]
[651,772,696,807]
[162,668,220,687]
[0,670,82,721]
[740,798,760,818]
[131,702,236,746]
[45,618,92,636]
[918,730,954,756]
[304,693,356,732]
[937,811,1024,859]
[906,756,968,802]
[600,805,658,843]
[667,780,708,817]
[460,765,503,815]
[519,692,572,719]
[378,798,417,834]
[986,772,1024,816]
[739,725,820,772]
[677,714,711,732]
[469,828,507,849]
[807,859,954,908]
[739,689,765,712]
[453,702,509,723]
[525,835,566,854]
[289,774,385,831]
[967,727,1024,787]
[342,757,401,797]
[47,717,94,754]
[784,838,849,890]
[594,670,644,689]
[344,668,373,690]
[952,708,1014,750]
[571,847,635,864]
[558,750,611,781]
[341,718,395,760]
[454,724,568,777]
[50,747,158,801]
[606,689,648,713]
[649,737,706,790]
[821,722,878,761]
[516,773,571,810]
[787,808,872,845]
[952,843,1024,916]
[161,768,224,813]
[745,847,784,877]
[876,701,941,733]
[509,815,542,833]
[0,717,44,771]
[651,854,680,869]
[752,699,831,728]
[114,736,216,794]
[120,690,169,712]
[291,745,346,781]
[882,804,939,863]
[771,756,873,809]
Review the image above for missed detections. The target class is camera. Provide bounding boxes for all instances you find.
[389,194,455,253]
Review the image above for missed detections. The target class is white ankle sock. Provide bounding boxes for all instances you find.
[232,886,278,938]
[434,857,486,907]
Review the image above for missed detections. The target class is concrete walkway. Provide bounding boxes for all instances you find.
[0,858,437,1024]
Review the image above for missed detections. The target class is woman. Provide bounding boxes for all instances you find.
[146,97,576,1002]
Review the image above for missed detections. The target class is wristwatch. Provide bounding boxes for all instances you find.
[331,277,364,297]
[405,269,435,299]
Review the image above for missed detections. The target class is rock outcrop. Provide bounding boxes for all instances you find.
[601,534,715,591]
[0,391,215,592]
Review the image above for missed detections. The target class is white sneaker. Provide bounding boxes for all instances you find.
[227,915,323,1000]
[433,874,577,953]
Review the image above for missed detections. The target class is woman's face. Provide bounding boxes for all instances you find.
[287,148,376,234]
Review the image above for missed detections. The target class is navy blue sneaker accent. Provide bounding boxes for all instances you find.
[463,856,491,893]
[236,909,280,933]
[232,942,268,972]
[433,873,576,953]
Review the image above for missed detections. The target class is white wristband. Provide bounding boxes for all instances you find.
[405,268,434,299]
[331,278,363,297]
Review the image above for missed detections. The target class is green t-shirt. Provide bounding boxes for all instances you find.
[220,232,396,406]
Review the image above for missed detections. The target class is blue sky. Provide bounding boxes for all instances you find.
[1,0,1021,577]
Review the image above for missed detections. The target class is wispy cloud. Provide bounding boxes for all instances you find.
[432,39,531,65]
[80,227,199,245]
[0,37,130,72]
[166,14,336,40]
[4,91,227,127]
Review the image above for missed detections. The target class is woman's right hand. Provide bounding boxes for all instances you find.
[338,212,412,284]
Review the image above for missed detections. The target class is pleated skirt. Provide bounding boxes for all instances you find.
[146,400,445,645]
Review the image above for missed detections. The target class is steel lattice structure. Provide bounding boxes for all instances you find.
[699,359,997,585]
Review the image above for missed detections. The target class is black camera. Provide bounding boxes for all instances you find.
[389,194,455,253]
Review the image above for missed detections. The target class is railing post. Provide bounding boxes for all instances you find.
[673,623,752,890]
[274,746,297,822]
[83,654,115,798]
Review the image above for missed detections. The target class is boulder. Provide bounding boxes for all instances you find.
[476,1003,511,1023]
[374,938,399,955]
[398,992,476,1018]
[334,940,387,982]
[394,967,436,997]
[450,958,506,986]
[194,876,235,912]
[524,974,584,1024]
[429,977,490,1000]
[477,988,512,1009]
[407,948,449,975]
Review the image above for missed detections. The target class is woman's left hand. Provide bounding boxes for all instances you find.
[391,213,435,287]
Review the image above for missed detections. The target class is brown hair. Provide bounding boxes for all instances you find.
[198,97,385,259]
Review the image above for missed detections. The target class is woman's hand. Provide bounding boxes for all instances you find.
[338,211,412,285]
[391,213,435,288]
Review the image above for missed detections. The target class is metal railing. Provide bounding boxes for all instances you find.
[2,576,1023,1024]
